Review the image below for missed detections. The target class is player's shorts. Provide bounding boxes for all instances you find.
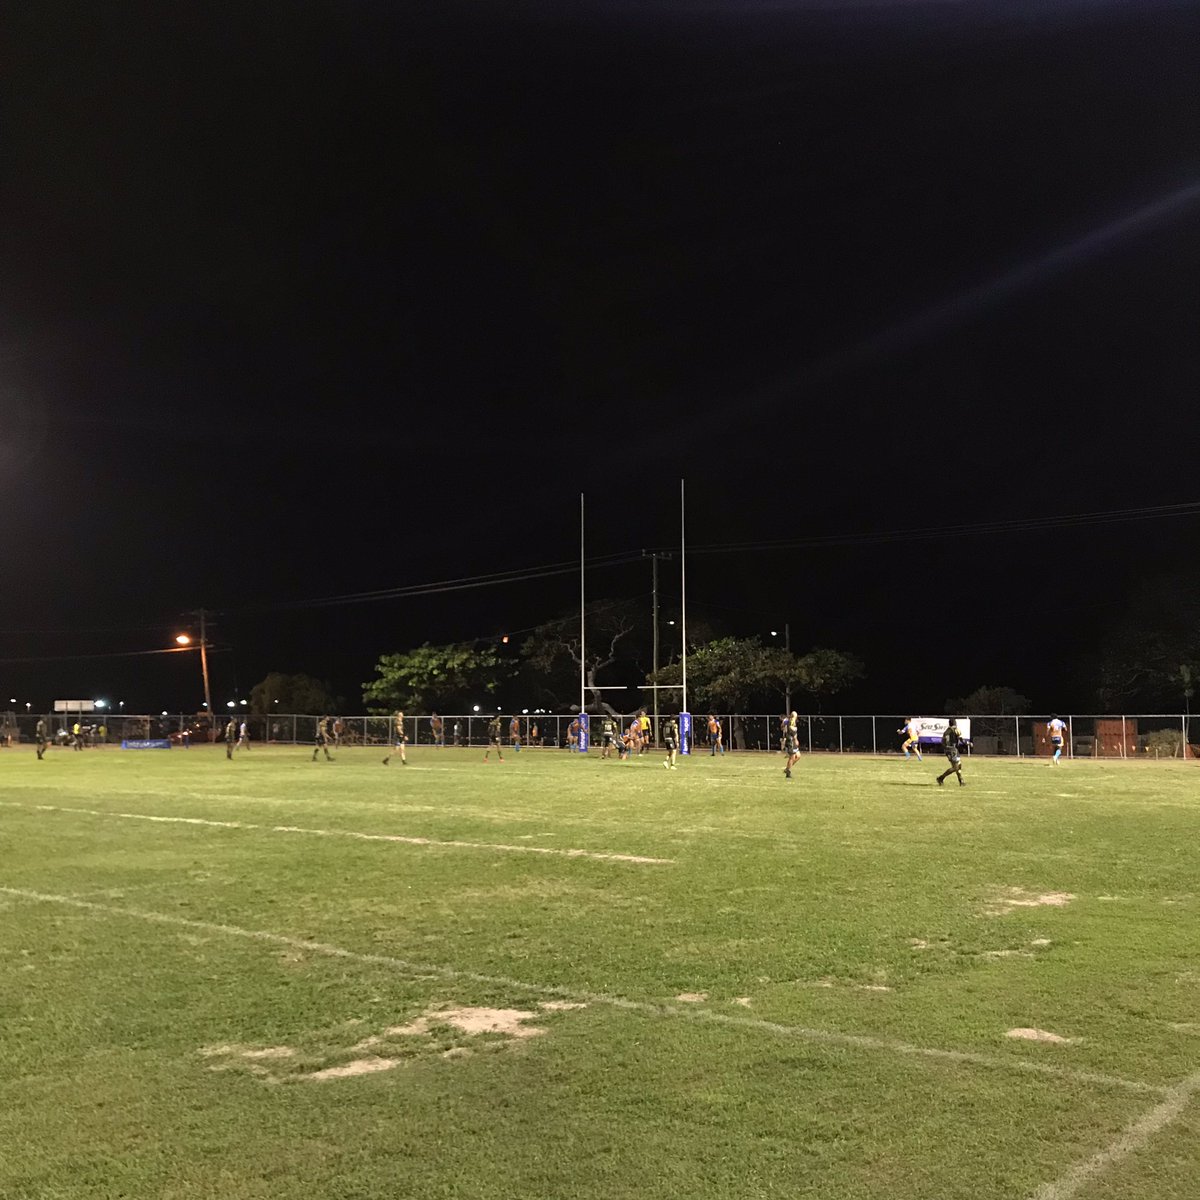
[784,737,798,755]
[944,750,961,768]
[602,733,615,746]
[664,736,676,750]
[1051,736,1063,747]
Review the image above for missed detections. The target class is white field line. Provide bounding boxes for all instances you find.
[0,802,672,865]
[1028,1070,1200,1200]
[0,886,1162,1098]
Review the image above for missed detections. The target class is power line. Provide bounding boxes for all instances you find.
[248,551,647,612]
[0,646,229,666]
[686,501,1200,558]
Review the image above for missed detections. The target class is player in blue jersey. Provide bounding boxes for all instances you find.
[1047,715,1066,765]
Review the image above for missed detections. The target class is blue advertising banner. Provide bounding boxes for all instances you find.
[122,739,172,750]
[679,712,692,756]
[578,713,589,753]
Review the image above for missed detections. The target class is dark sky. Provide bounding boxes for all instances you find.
[2,0,1197,714]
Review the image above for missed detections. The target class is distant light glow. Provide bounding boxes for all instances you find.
[472,704,480,712]
[175,634,191,645]
[94,699,107,709]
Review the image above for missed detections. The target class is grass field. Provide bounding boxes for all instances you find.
[1,744,1198,1200]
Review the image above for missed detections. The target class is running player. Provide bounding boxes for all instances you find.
[567,717,580,750]
[662,716,679,769]
[626,718,643,757]
[707,714,724,756]
[382,710,407,765]
[313,715,334,761]
[237,720,250,751]
[935,719,966,787]
[35,716,48,760]
[485,715,504,761]
[224,717,237,760]
[783,711,801,779]
[599,715,618,759]
[1047,715,1066,765]
[898,717,922,761]
[509,715,522,753]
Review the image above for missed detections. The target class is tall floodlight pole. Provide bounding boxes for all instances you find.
[785,622,791,715]
[199,609,213,732]
[580,493,586,719]
[185,607,216,738]
[680,478,688,716]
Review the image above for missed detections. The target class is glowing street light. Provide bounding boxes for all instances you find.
[175,634,191,645]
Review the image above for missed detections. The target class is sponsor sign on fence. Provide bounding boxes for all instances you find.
[121,739,172,750]
[914,717,972,745]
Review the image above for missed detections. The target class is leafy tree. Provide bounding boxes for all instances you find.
[648,637,862,712]
[249,672,338,715]
[1095,574,1200,710]
[362,642,511,713]
[521,599,647,713]
[944,685,1031,715]
[788,647,865,704]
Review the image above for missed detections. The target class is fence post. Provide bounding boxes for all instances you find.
[1069,714,1074,759]
[871,715,877,756]
[1014,715,1020,758]
[1121,714,1126,759]
[838,715,843,754]
[1183,713,1188,760]
[292,714,297,745]
[807,714,812,754]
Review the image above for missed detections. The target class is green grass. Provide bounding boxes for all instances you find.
[1,744,1197,1199]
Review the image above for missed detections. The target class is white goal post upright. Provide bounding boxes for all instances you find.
[680,477,690,753]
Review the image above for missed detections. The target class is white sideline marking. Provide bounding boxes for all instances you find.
[0,886,1162,1097]
[0,802,672,865]
[1028,1070,1200,1200]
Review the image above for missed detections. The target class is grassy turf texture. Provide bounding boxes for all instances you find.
[1,745,1197,1199]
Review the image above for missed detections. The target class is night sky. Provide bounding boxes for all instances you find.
[2,0,1197,715]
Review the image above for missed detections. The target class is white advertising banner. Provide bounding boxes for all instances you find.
[914,717,970,743]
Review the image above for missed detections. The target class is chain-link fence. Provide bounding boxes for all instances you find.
[0,711,1194,758]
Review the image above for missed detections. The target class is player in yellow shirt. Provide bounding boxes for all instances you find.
[898,718,922,761]
[637,709,652,754]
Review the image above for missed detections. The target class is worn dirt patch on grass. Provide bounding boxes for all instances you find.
[200,1001,576,1085]
[306,1057,401,1081]
[1005,1028,1078,1045]
[432,1007,546,1038]
[986,888,1076,915]
[675,992,708,1003]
